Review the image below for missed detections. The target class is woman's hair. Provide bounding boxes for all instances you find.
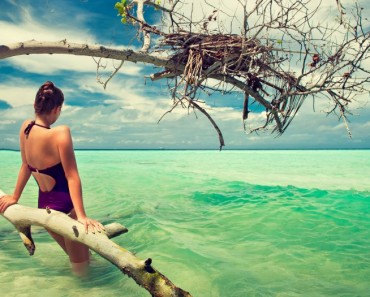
[34,81,64,114]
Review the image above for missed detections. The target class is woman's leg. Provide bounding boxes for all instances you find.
[46,229,68,254]
[64,238,90,276]
[46,209,90,276]
[66,209,90,276]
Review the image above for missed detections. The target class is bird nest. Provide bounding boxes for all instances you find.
[161,31,307,134]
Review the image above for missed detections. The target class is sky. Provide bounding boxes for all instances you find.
[0,0,369,150]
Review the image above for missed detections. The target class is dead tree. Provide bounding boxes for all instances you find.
[0,0,368,149]
[115,0,369,147]
[0,189,191,297]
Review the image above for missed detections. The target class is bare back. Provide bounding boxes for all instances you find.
[21,120,62,192]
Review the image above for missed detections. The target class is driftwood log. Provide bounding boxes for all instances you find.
[0,189,191,297]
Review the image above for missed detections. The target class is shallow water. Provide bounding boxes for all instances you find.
[1,150,369,296]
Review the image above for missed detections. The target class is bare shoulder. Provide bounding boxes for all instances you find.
[54,125,71,134]
[53,125,72,145]
[20,119,33,130]
[19,119,33,135]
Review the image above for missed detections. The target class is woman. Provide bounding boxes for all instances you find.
[0,81,103,276]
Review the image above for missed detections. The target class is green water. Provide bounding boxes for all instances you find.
[0,150,370,296]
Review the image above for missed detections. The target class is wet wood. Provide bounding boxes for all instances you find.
[0,189,191,297]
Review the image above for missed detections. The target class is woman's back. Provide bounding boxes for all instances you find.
[22,120,62,192]
[1,81,103,276]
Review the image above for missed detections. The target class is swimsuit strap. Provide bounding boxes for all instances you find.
[24,121,50,138]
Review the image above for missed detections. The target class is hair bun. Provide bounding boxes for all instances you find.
[34,81,64,114]
[41,81,55,91]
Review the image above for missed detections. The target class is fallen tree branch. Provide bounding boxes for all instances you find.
[0,189,191,297]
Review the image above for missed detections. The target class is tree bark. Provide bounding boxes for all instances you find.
[0,40,270,110]
[0,40,173,68]
[0,189,191,297]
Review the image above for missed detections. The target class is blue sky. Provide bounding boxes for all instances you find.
[0,0,369,150]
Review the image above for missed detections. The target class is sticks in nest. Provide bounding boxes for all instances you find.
[162,31,307,137]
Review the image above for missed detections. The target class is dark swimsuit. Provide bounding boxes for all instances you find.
[24,121,73,214]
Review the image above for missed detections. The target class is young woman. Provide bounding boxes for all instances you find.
[0,81,103,276]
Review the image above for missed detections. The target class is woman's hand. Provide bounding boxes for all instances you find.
[0,195,18,213]
[77,216,105,234]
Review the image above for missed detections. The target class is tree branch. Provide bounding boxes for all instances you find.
[135,0,151,52]
[0,40,173,67]
[0,189,191,297]
[188,99,225,150]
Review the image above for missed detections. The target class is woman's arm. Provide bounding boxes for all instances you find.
[57,126,86,217]
[57,126,103,233]
[0,122,31,213]
[0,164,31,212]
[12,163,32,201]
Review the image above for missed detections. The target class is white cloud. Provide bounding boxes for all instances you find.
[0,2,144,75]
[0,19,94,45]
[163,0,369,34]
[0,77,36,108]
[1,0,97,44]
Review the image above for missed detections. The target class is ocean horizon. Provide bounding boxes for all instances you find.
[1,149,369,296]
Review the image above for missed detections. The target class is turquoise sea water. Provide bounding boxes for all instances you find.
[0,149,369,297]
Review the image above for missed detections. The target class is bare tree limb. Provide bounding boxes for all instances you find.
[135,0,152,52]
[188,99,225,150]
[0,189,191,297]
[0,40,171,67]
[2,0,369,146]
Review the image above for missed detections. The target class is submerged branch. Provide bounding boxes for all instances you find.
[0,189,191,297]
